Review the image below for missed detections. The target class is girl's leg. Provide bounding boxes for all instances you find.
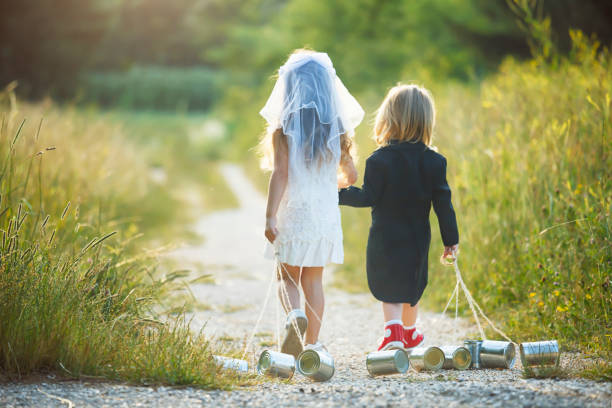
[277,263,301,312]
[300,266,324,344]
[401,302,419,327]
[382,302,403,322]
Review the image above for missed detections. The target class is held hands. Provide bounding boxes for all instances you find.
[265,217,279,243]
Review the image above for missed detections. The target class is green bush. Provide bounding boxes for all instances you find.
[81,66,224,112]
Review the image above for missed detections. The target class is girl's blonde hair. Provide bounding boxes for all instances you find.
[259,48,355,171]
[373,84,435,147]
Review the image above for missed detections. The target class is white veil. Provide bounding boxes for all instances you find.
[260,52,364,187]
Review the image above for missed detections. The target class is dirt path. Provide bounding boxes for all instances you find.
[2,163,610,408]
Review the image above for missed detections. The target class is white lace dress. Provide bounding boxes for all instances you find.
[259,52,363,266]
[264,160,343,267]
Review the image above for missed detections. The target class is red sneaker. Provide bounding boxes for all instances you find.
[404,326,425,350]
[377,323,408,351]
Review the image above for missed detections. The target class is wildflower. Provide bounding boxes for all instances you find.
[529,292,536,298]
[586,294,592,300]
[553,290,560,296]
[538,301,544,307]
[556,305,567,312]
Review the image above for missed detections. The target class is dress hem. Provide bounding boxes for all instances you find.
[264,237,343,267]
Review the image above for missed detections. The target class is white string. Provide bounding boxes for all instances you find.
[277,261,306,347]
[441,282,460,340]
[440,251,514,343]
[441,283,458,315]
[278,261,324,326]
[241,265,277,360]
[241,253,333,361]
[275,280,281,350]
[454,276,459,339]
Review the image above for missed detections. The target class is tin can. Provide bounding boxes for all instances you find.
[213,355,249,373]
[366,349,410,376]
[408,346,445,372]
[297,349,335,382]
[440,346,472,370]
[464,340,483,369]
[257,350,295,379]
[479,340,516,369]
[520,340,559,368]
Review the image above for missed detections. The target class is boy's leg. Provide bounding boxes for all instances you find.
[382,302,403,322]
[300,266,324,345]
[379,302,407,350]
[402,302,424,349]
[401,302,419,327]
[277,263,301,312]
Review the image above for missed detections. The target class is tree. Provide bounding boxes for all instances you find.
[0,0,112,97]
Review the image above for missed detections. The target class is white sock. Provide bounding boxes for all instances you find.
[404,324,416,330]
[384,319,403,327]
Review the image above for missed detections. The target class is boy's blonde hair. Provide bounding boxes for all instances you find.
[373,84,435,147]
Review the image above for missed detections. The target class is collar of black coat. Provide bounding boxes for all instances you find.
[387,139,426,148]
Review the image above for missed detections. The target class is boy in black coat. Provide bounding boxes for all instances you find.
[339,84,459,351]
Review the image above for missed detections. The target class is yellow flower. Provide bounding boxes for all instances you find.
[538,301,544,307]
[586,294,592,300]
[529,292,536,298]
[556,305,567,312]
[553,290,560,296]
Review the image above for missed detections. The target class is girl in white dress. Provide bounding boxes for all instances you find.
[260,49,363,357]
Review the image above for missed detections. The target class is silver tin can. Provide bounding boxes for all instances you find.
[297,349,335,382]
[464,340,483,369]
[480,340,516,369]
[257,350,295,379]
[213,355,249,373]
[440,346,472,370]
[520,340,560,368]
[366,349,410,376]
[408,346,445,371]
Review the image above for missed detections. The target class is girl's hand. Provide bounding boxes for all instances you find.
[265,217,279,243]
[443,244,459,259]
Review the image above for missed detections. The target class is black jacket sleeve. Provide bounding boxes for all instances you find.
[431,155,459,246]
[339,155,385,207]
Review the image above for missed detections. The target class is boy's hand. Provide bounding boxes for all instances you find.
[265,217,279,243]
[443,244,459,259]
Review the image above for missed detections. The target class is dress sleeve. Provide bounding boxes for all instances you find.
[431,155,459,246]
[339,155,385,207]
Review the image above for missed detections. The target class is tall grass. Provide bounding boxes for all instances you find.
[0,89,241,387]
[337,32,611,359]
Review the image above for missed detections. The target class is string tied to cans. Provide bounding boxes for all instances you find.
[218,249,560,379]
[439,249,514,344]
[237,253,335,381]
[241,256,326,359]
